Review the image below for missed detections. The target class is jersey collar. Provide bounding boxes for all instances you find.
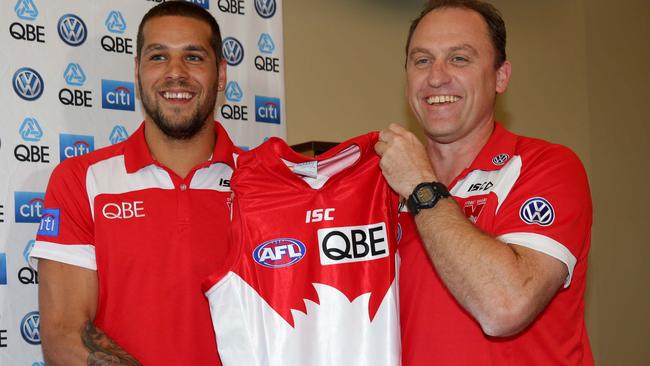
[450,122,518,186]
[124,121,236,173]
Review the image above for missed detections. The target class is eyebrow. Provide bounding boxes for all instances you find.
[143,44,209,54]
[408,44,479,59]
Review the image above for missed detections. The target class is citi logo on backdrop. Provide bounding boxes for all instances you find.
[101,80,135,111]
[59,134,94,162]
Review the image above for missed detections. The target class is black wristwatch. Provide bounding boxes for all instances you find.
[407,182,451,216]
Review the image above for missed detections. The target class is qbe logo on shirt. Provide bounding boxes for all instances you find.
[59,134,94,162]
[318,222,388,265]
[101,79,135,111]
[255,96,281,124]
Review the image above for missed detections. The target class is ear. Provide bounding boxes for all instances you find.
[217,58,227,91]
[495,60,512,94]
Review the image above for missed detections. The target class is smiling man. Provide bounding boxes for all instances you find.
[30,2,234,365]
[374,0,594,364]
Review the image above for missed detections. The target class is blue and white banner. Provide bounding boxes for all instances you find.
[0,0,285,364]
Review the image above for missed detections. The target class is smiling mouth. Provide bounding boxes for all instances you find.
[426,95,460,105]
[162,91,195,101]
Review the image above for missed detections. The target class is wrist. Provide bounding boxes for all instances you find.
[407,181,451,216]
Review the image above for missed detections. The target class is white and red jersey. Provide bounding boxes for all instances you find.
[30,122,235,366]
[400,123,594,365]
[203,133,401,366]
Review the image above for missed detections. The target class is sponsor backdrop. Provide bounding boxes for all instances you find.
[0,0,285,364]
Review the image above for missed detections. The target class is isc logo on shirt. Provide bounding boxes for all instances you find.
[318,223,388,266]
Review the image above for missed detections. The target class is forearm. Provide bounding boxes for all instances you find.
[42,321,141,366]
[414,198,563,335]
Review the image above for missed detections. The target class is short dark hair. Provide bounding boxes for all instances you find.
[405,0,506,69]
[137,1,223,63]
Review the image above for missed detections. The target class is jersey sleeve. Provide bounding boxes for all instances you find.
[493,144,592,287]
[29,158,96,270]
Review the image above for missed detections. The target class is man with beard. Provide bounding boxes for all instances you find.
[30,2,235,365]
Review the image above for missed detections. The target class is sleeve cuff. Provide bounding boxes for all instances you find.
[29,241,97,271]
[496,232,576,288]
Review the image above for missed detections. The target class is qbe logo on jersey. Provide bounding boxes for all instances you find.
[318,222,389,265]
[59,134,94,162]
[14,191,44,223]
[101,79,135,111]
[255,96,281,124]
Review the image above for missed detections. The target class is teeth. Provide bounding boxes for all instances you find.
[163,91,193,100]
[426,95,460,105]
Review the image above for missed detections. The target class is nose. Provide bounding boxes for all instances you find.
[166,55,189,80]
[427,60,451,88]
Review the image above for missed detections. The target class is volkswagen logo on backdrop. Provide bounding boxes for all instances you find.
[222,37,244,66]
[255,0,276,18]
[13,67,44,101]
[519,197,555,227]
[20,311,41,345]
[57,14,87,46]
[15,0,39,21]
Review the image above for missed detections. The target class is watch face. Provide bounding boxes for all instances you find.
[416,186,435,202]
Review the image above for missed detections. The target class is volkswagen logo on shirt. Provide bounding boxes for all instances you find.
[255,0,276,18]
[15,0,39,21]
[13,67,44,101]
[519,197,555,227]
[20,311,41,345]
[57,14,87,46]
[492,153,510,166]
[222,37,244,66]
[105,10,127,34]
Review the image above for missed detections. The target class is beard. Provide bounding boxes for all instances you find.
[139,79,217,140]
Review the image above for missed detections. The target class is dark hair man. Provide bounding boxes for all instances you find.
[374,0,594,364]
[30,2,234,365]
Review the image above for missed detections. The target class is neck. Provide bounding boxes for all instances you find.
[144,119,215,179]
[425,122,494,186]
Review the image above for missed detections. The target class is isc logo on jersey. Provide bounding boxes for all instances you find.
[318,223,389,266]
[253,238,306,268]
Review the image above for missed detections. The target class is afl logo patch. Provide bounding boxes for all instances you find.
[253,238,306,268]
[492,153,509,165]
[519,197,555,226]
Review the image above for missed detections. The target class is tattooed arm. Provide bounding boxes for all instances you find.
[38,259,141,366]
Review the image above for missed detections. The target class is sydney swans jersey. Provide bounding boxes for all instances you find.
[203,133,401,366]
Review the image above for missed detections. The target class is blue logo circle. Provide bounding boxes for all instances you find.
[222,37,244,66]
[492,153,509,165]
[57,14,87,46]
[20,311,41,345]
[253,238,306,268]
[255,0,277,18]
[519,197,555,226]
[13,67,44,101]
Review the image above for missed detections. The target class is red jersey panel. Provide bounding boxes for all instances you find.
[203,133,401,366]
[31,122,235,366]
[400,123,594,365]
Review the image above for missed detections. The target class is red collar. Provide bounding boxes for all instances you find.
[124,121,235,173]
